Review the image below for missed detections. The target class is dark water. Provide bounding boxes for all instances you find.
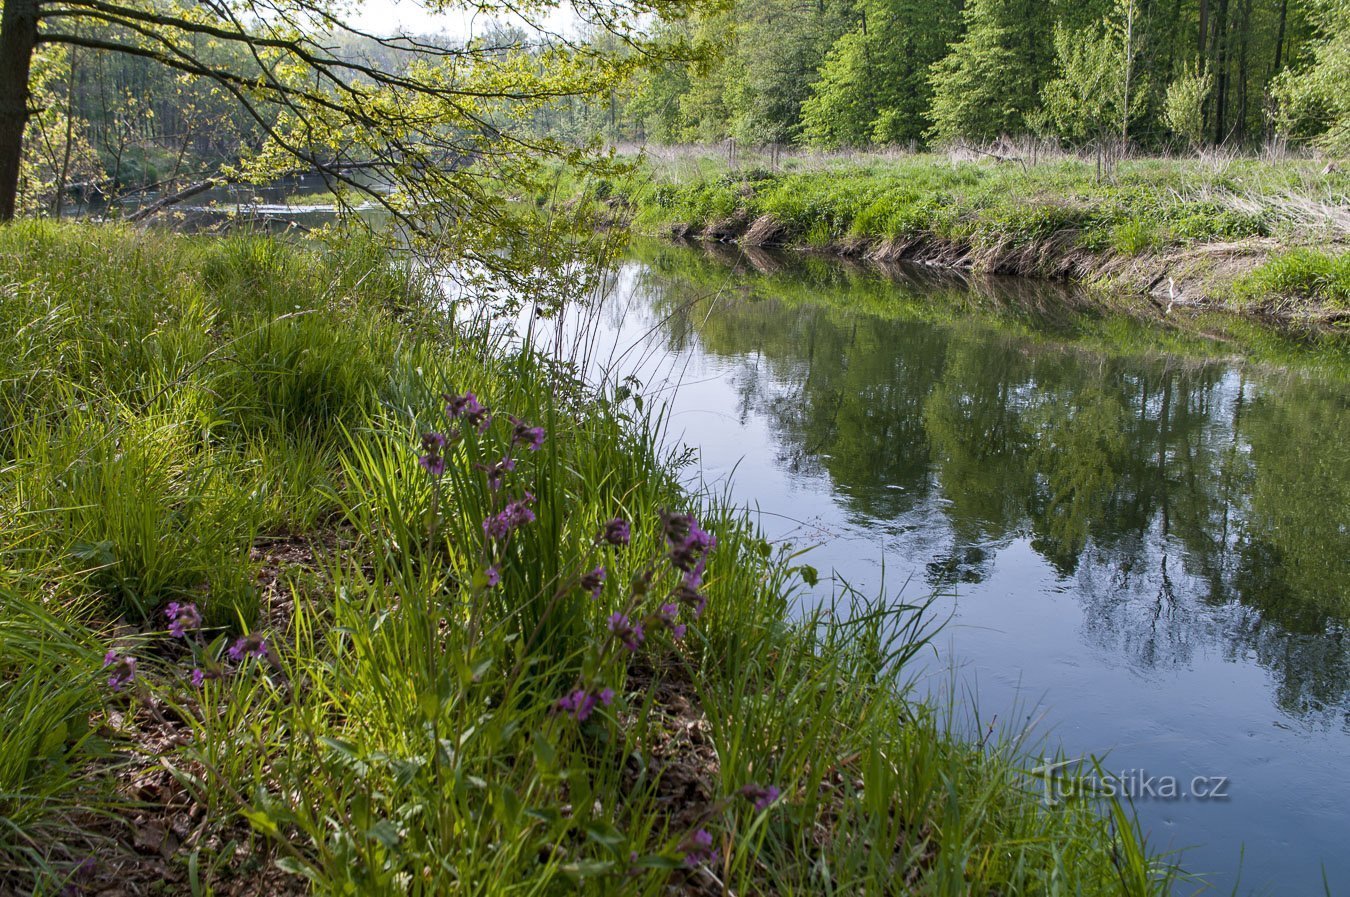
[535,240,1350,896]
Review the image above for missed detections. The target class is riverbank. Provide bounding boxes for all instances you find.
[580,149,1349,326]
[0,223,1176,895]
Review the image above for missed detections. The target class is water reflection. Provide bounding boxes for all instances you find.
[632,241,1350,730]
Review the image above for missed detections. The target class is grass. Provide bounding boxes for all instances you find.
[0,222,1182,895]
[569,148,1350,315]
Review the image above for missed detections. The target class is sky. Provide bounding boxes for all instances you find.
[349,1,581,39]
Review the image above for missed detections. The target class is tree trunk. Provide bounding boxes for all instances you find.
[0,0,41,222]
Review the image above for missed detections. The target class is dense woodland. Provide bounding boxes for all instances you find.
[561,0,1350,153]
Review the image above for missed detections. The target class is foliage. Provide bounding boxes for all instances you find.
[1041,0,1148,145]
[925,0,1043,144]
[1272,0,1350,152]
[1163,66,1213,148]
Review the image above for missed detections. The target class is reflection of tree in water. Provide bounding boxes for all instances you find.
[632,247,1350,726]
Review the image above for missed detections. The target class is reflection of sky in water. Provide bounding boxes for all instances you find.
[514,248,1350,896]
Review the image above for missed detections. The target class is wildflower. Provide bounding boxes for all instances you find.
[191,668,206,688]
[444,391,490,431]
[607,612,645,652]
[657,602,687,639]
[103,650,137,692]
[673,581,707,620]
[485,565,501,588]
[419,432,447,476]
[602,517,630,547]
[555,686,614,721]
[482,456,515,491]
[579,566,606,599]
[659,510,696,545]
[681,829,719,868]
[228,633,268,662]
[164,601,202,639]
[508,416,546,451]
[740,784,781,811]
[483,493,537,540]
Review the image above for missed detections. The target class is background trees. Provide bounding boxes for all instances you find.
[614,0,1347,151]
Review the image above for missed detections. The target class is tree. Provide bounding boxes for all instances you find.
[926,0,1053,144]
[1041,0,1148,150]
[1273,0,1350,152]
[0,0,709,226]
[1163,65,1212,147]
[800,0,961,147]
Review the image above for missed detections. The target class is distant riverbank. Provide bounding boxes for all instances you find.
[573,148,1349,327]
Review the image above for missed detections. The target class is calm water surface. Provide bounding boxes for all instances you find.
[529,240,1349,896]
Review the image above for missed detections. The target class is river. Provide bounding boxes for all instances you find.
[519,238,1350,896]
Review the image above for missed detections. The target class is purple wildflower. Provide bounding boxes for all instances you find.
[607,612,645,652]
[444,392,490,432]
[419,432,447,476]
[673,581,708,620]
[483,456,515,491]
[483,493,537,540]
[103,650,137,692]
[657,602,687,640]
[599,687,616,707]
[509,416,546,451]
[164,601,202,638]
[556,688,600,721]
[485,565,501,588]
[191,668,206,688]
[681,829,719,868]
[659,510,696,546]
[228,633,268,662]
[579,566,606,599]
[740,784,781,811]
[602,517,630,547]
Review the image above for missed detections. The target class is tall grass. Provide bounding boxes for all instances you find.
[0,222,1180,895]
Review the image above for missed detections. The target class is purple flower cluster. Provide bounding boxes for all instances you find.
[483,492,536,540]
[607,612,645,652]
[663,511,717,573]
[602,517,630,546]
[555,686,615,721]
[228,632,268,662]
[657,602,687,640]
[483,456,515,491]
[509,416,546,452]
[681,829,719,868]
[164,601,202,639]
[103,650,137,692]
[444,391,490,432]
[740,783,781,812]
[579,566,606,599]
[419,431,447,476]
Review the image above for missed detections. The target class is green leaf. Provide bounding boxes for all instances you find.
[532,731,557,769]
[584,820,625,850]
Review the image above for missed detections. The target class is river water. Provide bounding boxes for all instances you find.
[524,238,1349,896]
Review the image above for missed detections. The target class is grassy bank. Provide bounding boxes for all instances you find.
[0,223,1177,895]
[577,148,1350,323]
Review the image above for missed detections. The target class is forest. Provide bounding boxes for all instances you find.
[561,0,1350,153]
